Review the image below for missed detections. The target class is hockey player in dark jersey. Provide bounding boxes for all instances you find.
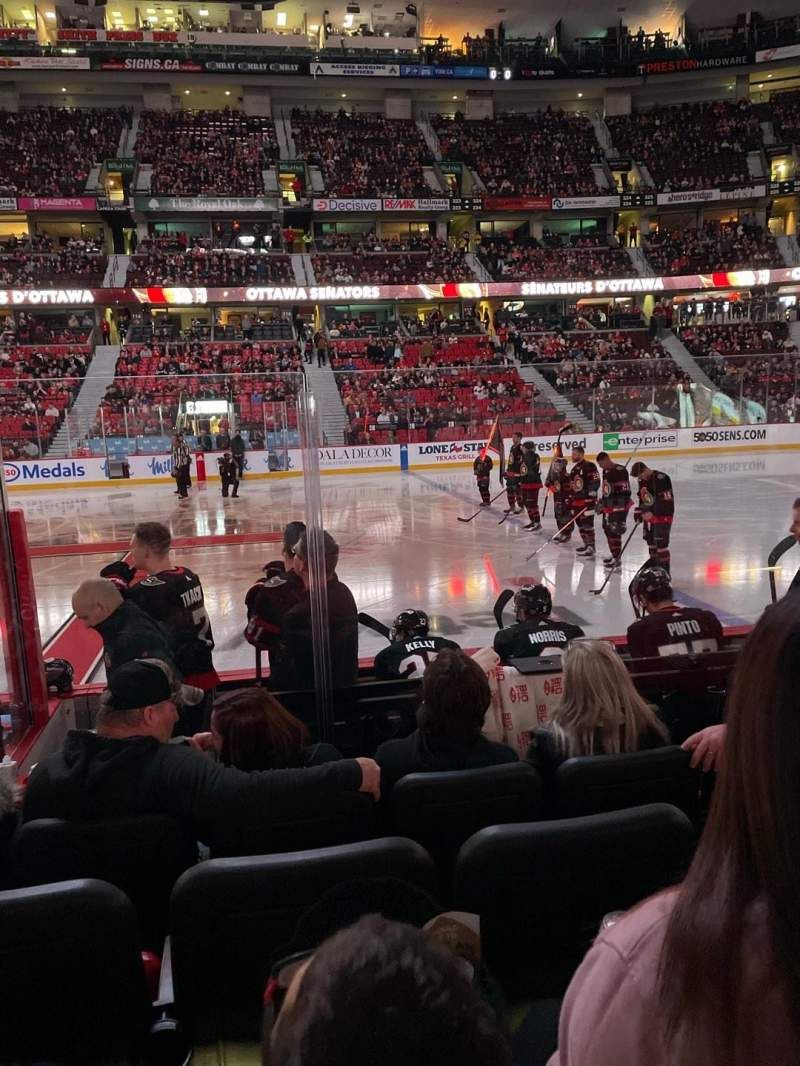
[519,441,543,531]
[101,520,219,731]
[493,584,585,663]
[244,521,306,657]
[503,433,525,515]
[373,610,461,679]
[545,442,573,542]
[627,564,723,658]
[473,452,493,506]
[597,451,632,571]
[569,445,601,558]
[631,461,675,573]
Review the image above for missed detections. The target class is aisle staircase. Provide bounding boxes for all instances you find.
[304,361,348,445]
[660,330,716,392]
[513,359,593,433]
[590,113,616,155]
[104,254,130,287]
[776,234,800,266]
[627,246,654,276]
[46,346,120,458]
[466,252,492,282]
[417,115,442,160]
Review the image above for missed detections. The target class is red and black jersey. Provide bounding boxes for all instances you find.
[627,606,723,659]
[506,443,524,478]
[569,459,600,508]
[244,568,305,650]
[601,463,632,514]
[374,635,461,680]
[637,470,674,523]
[545,457,571,497]
[519,448,542,489]
[473,455,493,479]
[127,567,218,690]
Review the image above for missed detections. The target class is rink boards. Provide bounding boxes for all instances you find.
[3,421,793,490]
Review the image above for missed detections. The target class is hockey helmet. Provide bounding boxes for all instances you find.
[629,563,672,619]
[261,559,286,579]
[522,440,536,452]
[390,609,430,643]
[44,657,75,695]
[514,584,552,621]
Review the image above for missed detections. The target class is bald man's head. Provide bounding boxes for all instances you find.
[72,578,123,629]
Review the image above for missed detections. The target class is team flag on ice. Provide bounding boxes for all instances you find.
[482,415,505,479]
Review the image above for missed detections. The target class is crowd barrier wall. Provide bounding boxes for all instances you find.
[3,422,796,490]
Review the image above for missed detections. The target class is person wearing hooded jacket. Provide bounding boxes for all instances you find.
[22,659,381,847]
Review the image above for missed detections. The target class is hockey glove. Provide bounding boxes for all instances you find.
[100,560,135,589]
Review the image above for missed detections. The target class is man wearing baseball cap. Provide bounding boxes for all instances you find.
[23,659,381,843]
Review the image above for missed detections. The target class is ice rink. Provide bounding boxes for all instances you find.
[13,448,800,683]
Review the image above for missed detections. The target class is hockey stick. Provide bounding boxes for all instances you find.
[541,494,549,519]
[525,505,591,561]
[457,488,506,523]
[493,588,515,628]
[622,438,643,469]
[767,535,797,604]
[590,525,638,596]
[357,612,392,640]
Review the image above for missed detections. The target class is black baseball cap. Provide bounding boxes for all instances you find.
[104,659,203,711]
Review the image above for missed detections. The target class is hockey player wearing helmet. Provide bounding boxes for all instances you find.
[545,442,574,542]
[519,441,543,531]
[626,562,723,660]
[493,584,585,663]
[373,610,460,680]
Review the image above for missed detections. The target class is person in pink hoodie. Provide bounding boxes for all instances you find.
[548,591,800,1066]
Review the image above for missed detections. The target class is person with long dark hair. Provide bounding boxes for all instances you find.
[199,687,342,771]
[548,593,800,1065]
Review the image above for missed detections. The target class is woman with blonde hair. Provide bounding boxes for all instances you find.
[525,639,669,785]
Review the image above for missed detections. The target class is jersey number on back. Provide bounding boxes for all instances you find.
[398,650,439,678]
[658,638,718,657]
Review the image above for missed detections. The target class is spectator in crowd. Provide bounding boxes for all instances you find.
[643,219,782,276]
[607,99,762,192]
[476,232,630,282]
[136,109,278,196]
[549,593,800,1065]
[291,109,432,199]
[272,530,358,691]
[433,110,601,198]
[126,245,296,287]
[525,639,669,787]
[375,649,518,797]
[22,659,381,843]
[263,914,512,1066]
[0,106,129,197]
[192,687,342,771]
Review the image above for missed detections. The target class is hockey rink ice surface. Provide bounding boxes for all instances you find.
[14,449,800,682]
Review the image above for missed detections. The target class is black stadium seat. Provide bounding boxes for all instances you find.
[0,878,152,1064]
[170,836,436,1041]
[454,803,695,996]
[11,815,198,949]
[551,746,701,823]
[392,763,543,893]
[208,788,376,858]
